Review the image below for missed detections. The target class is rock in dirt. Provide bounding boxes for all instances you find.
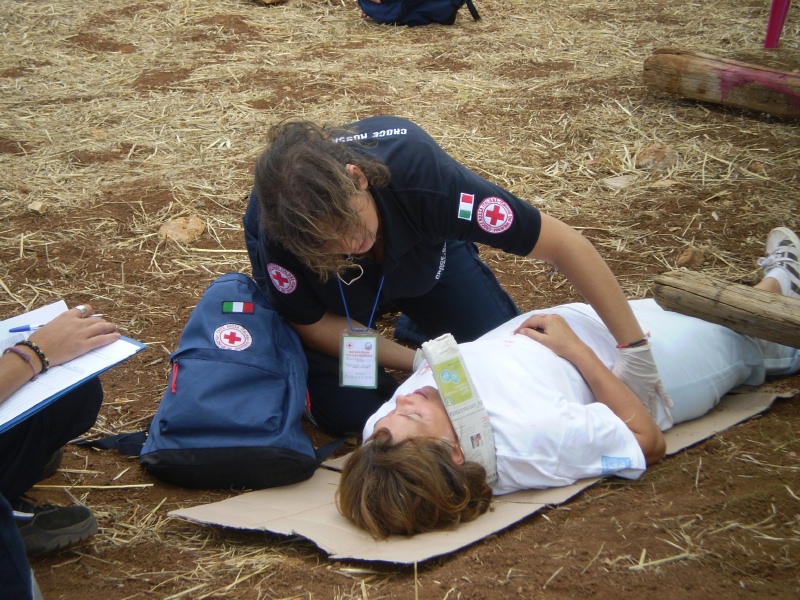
[27,201,48,214]
[636,143,678,170]
[676,246,705,269]
[158,216,205,244]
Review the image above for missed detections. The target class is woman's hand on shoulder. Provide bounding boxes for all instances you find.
[28,305,121,368]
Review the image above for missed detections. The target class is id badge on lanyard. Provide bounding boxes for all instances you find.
[340,330,379,388]
[337,270,385,389]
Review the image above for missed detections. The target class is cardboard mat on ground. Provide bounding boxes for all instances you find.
[171,389,793,564]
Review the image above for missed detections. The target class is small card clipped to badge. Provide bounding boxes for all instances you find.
[422,333,498,485]
[340,331,379,389]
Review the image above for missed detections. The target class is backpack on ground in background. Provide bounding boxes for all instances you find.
[138,272,341,489]
[358,0,480,27]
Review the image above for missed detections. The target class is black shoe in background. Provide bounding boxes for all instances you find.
[14,500,98,556]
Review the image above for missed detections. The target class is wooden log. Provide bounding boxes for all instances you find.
[651,270,800,348]
[643,47,800,119]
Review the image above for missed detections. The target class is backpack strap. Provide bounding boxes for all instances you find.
[73,430,148,457]
[314,436,352,466]
[465,0,481,21]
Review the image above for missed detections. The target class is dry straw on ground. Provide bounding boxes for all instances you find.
[2,0,799,598]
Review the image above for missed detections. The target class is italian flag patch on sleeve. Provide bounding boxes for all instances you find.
[222,301,254,314]
[458,193,475,220]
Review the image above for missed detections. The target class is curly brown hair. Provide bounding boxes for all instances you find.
[336,428,493,538]
[253,119,391,280]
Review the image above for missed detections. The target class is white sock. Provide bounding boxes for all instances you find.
[763,269,791,296]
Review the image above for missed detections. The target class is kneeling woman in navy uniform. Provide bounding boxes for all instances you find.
[244,116,667,436]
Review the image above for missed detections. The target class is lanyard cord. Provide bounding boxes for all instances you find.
[337,275,385,333]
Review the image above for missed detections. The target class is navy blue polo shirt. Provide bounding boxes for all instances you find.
[244,116,542,326]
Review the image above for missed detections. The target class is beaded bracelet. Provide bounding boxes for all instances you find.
[3,346,38,380]
[15,340,49,373]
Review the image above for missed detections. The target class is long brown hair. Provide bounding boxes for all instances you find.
[336,428,493,538]
[253,119,391,280]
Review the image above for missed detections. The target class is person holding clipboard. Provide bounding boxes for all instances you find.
[1,304,119,599]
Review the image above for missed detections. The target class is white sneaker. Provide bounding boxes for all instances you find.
[757,227,800,300]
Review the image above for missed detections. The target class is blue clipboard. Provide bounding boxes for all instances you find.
[1,302,146,434]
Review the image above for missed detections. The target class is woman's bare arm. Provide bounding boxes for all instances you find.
[292,311,416,372]
[515,313,666,464]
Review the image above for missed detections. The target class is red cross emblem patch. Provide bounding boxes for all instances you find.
[213,323,252,351]
[267,263,297,294]
[476,197,514,234]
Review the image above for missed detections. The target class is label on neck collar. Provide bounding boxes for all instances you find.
[421,333,498,485]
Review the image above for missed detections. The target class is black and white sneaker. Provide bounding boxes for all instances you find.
[757,227,800,300]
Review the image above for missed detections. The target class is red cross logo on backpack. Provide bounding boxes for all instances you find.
[213,323,252,351]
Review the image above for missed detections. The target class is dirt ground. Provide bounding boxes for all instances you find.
[2,0,799,598]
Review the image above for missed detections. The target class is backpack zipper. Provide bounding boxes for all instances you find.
[171,361,179,393]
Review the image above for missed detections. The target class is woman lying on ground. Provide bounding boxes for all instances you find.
[336,227,800,538]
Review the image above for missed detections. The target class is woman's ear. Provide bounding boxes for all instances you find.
[451,442,465,466]
[345,164,369,190]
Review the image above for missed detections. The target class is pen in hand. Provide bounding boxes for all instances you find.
[9,314,105,333]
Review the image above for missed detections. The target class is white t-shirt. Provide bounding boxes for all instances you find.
[363,305,647,496]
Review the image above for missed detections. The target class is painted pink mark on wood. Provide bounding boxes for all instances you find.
[715,66,800,108]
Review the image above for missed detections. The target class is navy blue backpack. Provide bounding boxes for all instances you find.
[137,273,341,489]
[358,0,480,27]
